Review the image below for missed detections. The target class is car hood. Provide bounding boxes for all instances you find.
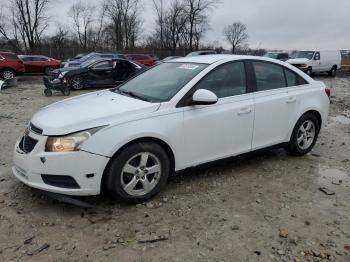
[52,66,82,74]
[31,90,160,136]
[286,58,310,64]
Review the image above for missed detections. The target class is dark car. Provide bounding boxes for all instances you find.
[63,52,127,68]
[186,50,217,57]
[0,52,25,80]
[264,52,290,61]
[67,53,88,62]
[18,55,61,75]
[44,58,146,91]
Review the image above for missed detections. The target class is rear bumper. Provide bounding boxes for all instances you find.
[12,131,110,196]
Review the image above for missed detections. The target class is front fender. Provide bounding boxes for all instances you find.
[81,111,184,170]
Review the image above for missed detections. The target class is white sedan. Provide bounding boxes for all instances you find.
[13,55,330,203]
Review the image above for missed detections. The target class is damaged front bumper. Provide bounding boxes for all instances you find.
[12,129,110,196]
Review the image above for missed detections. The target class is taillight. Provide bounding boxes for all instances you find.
[325,87,331,98]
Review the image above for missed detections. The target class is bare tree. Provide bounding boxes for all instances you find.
[0,0,50,53]
[104,0,142,50]
[223,22,248,54]
[184,0,218,51]
[69,1,95,51]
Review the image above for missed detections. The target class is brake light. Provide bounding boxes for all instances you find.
[325,87,331,98]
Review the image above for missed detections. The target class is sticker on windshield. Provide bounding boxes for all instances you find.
[178,64,199,70]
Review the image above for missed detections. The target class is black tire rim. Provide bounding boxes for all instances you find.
[2,70,14,80]
[71,77,83,90]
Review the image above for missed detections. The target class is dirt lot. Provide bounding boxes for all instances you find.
[0,73,349,262]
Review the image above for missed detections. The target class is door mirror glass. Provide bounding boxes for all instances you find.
[191,89,218,105]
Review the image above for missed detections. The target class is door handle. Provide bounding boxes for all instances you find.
[286,97,296,104]
[237,107,252,115]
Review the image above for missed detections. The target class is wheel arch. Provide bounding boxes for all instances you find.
[288,109,322,140]
[101,136,176,192]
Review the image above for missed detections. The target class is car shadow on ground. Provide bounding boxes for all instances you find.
[17,147,291,212]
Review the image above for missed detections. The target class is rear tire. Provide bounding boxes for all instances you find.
[286,113,320,156]
[44,66,54,76]
[104,142,170,203]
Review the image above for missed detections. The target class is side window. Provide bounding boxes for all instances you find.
[252,61,286,91]
[92,61,112,69]
[195,62,247,98]
[284,69,298,86]
[284,68,308,87]
[314,52,320,60]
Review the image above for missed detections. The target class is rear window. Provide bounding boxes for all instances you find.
[1,53,20,60]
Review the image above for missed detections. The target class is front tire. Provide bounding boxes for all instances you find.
[1,69,15,80]
[328,67,337,77]
[70,76,84,90]
[104,142,170,203]
[286,113,320,156]
[306,67,313,76]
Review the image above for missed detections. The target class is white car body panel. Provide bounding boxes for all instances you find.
[12,55,330,195]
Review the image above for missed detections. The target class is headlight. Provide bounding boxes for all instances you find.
[45,126,105,152]
[58,71,68,79]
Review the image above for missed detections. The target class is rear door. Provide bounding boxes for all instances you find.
[22,56,36,73]
[250,61,298,149]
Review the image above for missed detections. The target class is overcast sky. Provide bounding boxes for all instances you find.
[48,0,350,50]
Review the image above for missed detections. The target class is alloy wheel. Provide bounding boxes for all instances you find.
[121,152,162,196]
[71,77,83,90]
[297,120,316,150]
[2,70,14,80]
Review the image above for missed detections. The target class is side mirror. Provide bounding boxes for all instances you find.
[191,89,218,105]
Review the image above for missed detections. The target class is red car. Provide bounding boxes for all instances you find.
[126,54,154,67]
[0,52,25,80]
[18,55,62,75]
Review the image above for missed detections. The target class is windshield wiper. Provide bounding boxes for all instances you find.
[116,89,151,102]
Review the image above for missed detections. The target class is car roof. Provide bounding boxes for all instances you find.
[168,54,260,64]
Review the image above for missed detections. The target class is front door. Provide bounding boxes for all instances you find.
[87,60,114,87]
[182,61,254,167]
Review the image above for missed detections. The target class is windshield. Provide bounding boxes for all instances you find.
[291,51,315,60]
[80,58,101,68]
[115,62,207,102]
[79,53,97,62]
[264,53,278,59]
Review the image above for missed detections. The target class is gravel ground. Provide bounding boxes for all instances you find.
[0,73,349,262]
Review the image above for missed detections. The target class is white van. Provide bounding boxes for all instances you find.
[287,50,341,76]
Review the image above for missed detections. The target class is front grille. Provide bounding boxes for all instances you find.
[292,64,303,68]
[41,175,80,189]
[19,135,38,153]
[30,123,43,134]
